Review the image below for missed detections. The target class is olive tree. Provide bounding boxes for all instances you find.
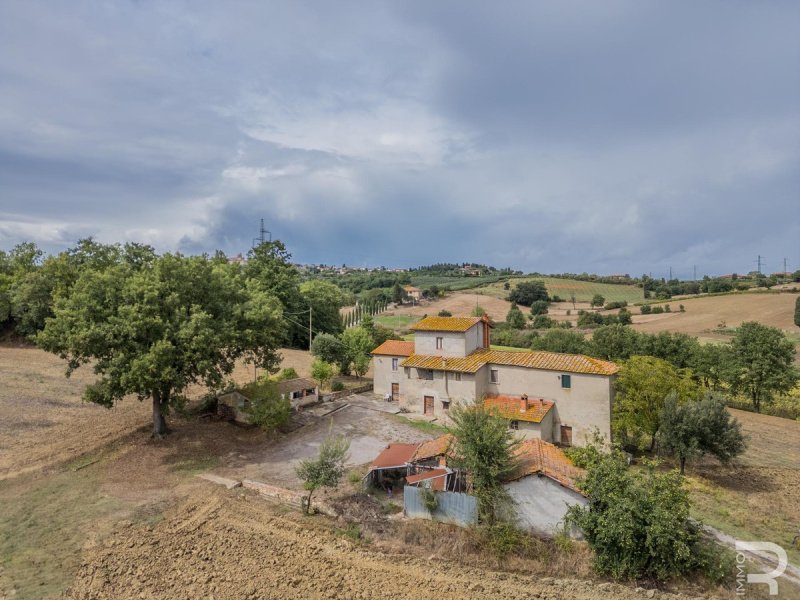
[296,429,350,514]
[38,254,284,437]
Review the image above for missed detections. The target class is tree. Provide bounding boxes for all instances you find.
[613,356,702,451]
[658,392,746,474]
[311,358,335,391]
[529,329,589,354]
[795,297,800,328]
[246,240,306,348]
[448,403,520,525]
[391,282,407,304]
[589,324,642,360]
[617,308,632,325]
[727,321,798,412]
[505,305,526,329]
[566,452,700,581]
[340,326,374,376]
[529,300,549,316]
[590,294,605,308]
[296,429,350,514]
[353,354,370,380]
[311,333,348,374]
[688,343,732,390]
[507,280,548,306]
[300,280,346,337]
[37,255,284,436]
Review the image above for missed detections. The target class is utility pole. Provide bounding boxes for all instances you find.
[756,255,764,274]
[693,265,697,281]
[784,257,788,279]
[308,306,313,351]
[669,266,672,280]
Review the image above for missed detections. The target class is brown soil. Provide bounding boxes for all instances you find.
[631,293,798,337]
[64,487,697,600]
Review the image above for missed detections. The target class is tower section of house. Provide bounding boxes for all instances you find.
[371,315,618,447]
[370,340,414,401]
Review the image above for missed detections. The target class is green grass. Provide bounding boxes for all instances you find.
[490,344,529,352]
[374,314,420,329]
[409,274,507,290]
[392,415,449,435]
[0,467,124,598]
[476,276,643,304]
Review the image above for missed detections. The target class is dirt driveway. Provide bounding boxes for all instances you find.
[215,395,435,488]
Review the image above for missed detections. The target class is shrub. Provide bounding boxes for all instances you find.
[507,280,548,306]
[651,305,665,314]
[604,301,628,310]
[679,304,686,313]
[566,452,700,581]
[438,309,452,317]
[243,381,291,432]
[590,294,605,308]
[421,487,439,513]
[331,380,345,392]
[617,308,632,325]
[471,305,486,317]
[664,304,671,313]
[640,304,652,315]
[551,294,563,302]
[531,314,555,329]
[530,300,549,315]
[274,367,299,381]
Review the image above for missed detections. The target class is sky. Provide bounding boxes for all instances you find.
[1,1,799,278]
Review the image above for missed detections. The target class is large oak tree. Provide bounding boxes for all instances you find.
[38,254,284,436]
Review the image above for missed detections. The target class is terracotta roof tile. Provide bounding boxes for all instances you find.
[484,395,554,423]
[371,340,415,357]
[402,348,618,376]
[409,316,481,332]
[511,439,585,493]
[369,443,418,469]
[411,434,454,462]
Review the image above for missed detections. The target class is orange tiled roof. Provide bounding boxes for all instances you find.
[484,395,554,423]
[409,316,482,332]
[512,438,585,493]
[371,340,415,357]
[402,348,618,376]
[411,434,454,462]
[370,443,418,469]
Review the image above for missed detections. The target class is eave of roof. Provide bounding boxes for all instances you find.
[369,443,418,469]
[409,316,482,333]
[484,395,554,423]
[401,348,618,376]
[371,340,415,357]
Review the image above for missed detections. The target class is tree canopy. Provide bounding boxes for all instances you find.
[506,280,548,306]
[726,321,797,412]
[658,392,746,474]
[37,254,285,436]
[613,355,702,451]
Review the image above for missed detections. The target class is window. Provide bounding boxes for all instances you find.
[441,400,450,411]
[561,374,572,389]
[419,369,433,380]
[436,337,443,349]
[510,420,519,430]
[490,369,499,384]
[391,358,398,371]
[454,372,462,382]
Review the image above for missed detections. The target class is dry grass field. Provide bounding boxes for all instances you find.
[632,293,798,339]
[686,408,800,568]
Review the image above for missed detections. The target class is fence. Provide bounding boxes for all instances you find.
[403,486,478,527]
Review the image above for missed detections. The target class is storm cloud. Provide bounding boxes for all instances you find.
[1,1,798,276]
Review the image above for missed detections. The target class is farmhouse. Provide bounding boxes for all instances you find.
[372,315,618,446]
[403,285,422,302]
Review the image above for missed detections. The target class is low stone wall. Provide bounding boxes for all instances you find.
[322,382,373,402]
[241,479,337,516]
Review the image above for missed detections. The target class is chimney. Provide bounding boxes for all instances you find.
[520,395,528,412]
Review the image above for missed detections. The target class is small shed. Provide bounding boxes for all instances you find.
[275,378,319,408]
[365,443,418,490]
